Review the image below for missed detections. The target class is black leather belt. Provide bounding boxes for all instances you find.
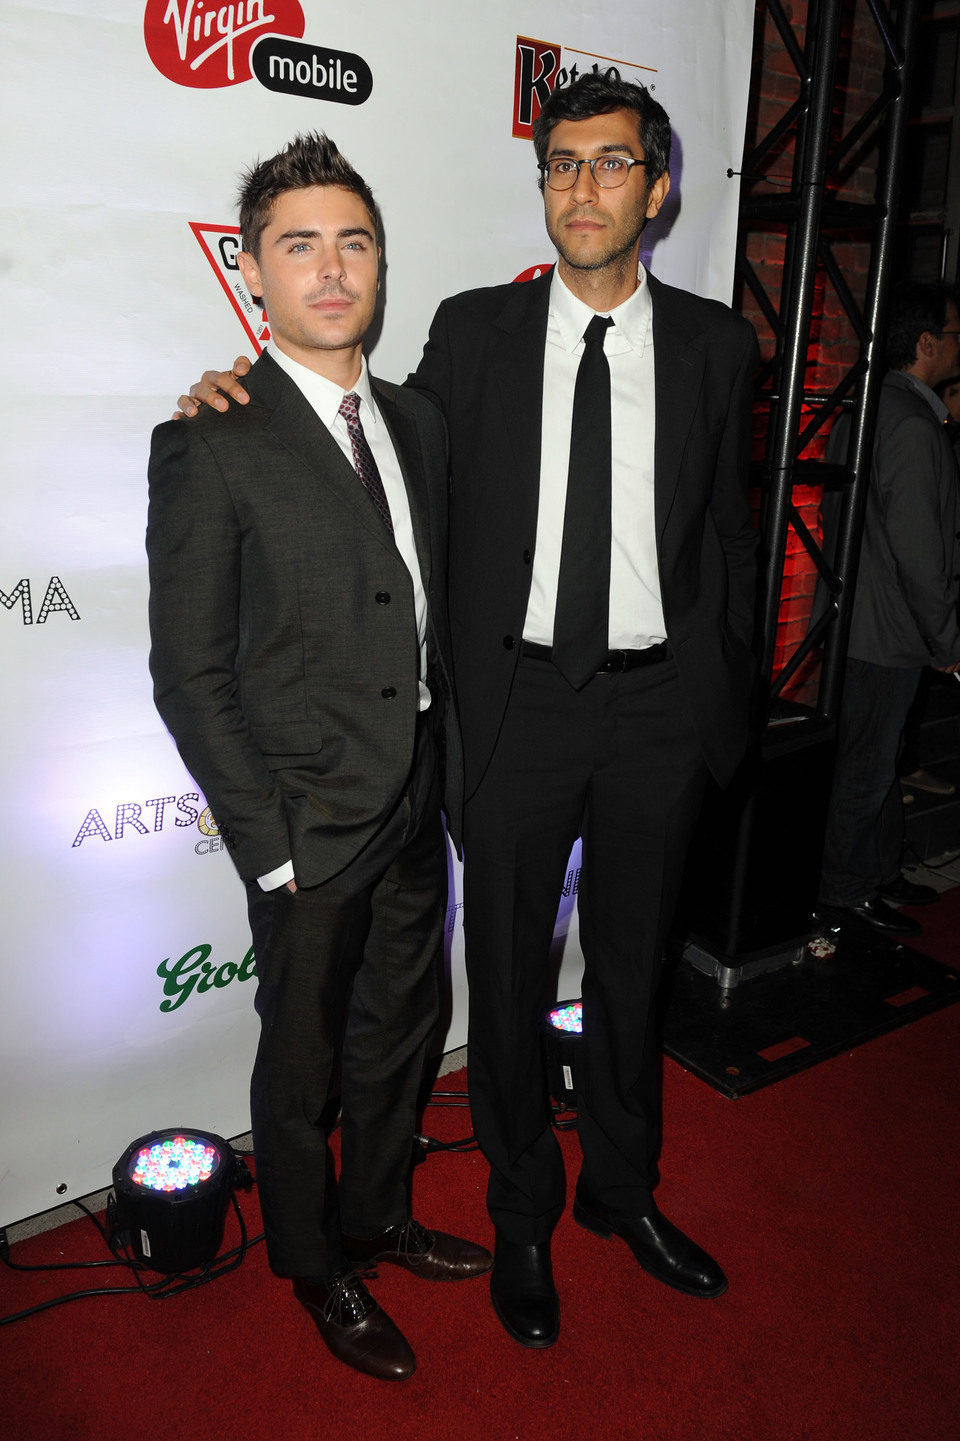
[521,640,670,672]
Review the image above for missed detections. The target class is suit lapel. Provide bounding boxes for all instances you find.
[374,381,434,588]
[649,273,707,544]
[492,270,551,532]
[489,269,711,549]
[246,352,399,554]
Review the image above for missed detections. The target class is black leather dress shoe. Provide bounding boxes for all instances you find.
[293,1272,415,1380]
[342,1218,492,1281]
[878,875,939,907]
[573,1187,727,1298]
[819,896,921,936]
[489,1237,559,1348]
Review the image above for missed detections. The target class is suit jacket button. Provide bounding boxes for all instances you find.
[381,686,397,699]
[502,635,515,649]
[523,550,532,564]
[375,591,391,604]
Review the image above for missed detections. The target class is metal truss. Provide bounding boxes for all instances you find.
[738,0,921,714]
[676,0,923,987]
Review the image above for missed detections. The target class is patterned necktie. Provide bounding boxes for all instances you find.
[338,391,393,534]
[552,314,614,689]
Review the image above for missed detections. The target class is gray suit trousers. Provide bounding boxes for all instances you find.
[245,721,445,1279]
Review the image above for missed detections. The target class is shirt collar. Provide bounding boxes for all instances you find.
[267,342,377,427]
[898,369,950,424]
[548,260,653,354]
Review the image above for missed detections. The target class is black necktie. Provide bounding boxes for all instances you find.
[552,314,613,689]
[338,391,393,534]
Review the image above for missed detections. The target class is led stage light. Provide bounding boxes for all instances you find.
[111,1128,238,1274]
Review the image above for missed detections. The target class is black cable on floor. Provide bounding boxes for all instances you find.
[0,1175,263,1327]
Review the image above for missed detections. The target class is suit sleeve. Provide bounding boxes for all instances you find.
[874,413,960,665]
[709,323,760,650]
[406,299,454,413]
[146,419,291,880]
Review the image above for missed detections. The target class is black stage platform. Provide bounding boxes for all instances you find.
[661,931,960,1098]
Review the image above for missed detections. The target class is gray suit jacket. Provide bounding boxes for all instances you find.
[147,351,461,887]
[824,369,960,668]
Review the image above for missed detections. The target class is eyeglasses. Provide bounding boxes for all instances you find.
[538,155,648,191]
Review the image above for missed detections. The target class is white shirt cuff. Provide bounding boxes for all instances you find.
[258,859,295,891]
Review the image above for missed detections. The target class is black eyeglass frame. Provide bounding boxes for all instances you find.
[537,155,649,191]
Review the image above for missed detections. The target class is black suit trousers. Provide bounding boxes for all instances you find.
[245,722,446,1279]
[461,654,708,1242]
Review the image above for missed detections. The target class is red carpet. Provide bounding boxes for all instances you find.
[4,893,959,1441]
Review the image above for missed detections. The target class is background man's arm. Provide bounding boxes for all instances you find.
[876,412,960,669]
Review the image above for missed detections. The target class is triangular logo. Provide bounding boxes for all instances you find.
[189,222,270,353]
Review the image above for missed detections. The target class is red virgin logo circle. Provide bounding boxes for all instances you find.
[144,0,305,89]
[514,264,553,283]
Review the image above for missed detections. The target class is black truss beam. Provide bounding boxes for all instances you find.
[678,0,921,989]
[746,0,920,712]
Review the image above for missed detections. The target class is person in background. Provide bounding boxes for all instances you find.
[817,282,960,937]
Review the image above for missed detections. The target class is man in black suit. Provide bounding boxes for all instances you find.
[410,75,758,1345]
[817,283,960,937]
[148,133,490,1383]
[179,76,758,1347]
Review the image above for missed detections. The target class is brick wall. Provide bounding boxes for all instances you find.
[738,0,889,695]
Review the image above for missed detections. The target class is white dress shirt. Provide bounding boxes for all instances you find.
[258,344,430,891]
[524,263,666,649]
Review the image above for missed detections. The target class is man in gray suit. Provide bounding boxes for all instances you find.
[147,133,489,1383]
[818,282,960,936]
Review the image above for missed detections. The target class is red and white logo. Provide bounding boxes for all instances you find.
[513,36,657,140]
[190,223,270,353]
[144,0,304,89]
[514,264,552,284]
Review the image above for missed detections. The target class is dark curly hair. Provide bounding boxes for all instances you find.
[532,73,671,184]
[885,282,959,370]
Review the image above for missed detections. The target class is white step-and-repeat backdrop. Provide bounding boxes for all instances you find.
[1,0,754,1225]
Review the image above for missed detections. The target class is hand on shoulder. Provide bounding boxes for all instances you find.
[173,355,253,420]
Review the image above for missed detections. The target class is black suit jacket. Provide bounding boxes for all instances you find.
[410,267,758,794]
[147,351,462,887]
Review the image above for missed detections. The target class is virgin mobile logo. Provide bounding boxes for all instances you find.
[144,0,304,88]
[144,1,373,104]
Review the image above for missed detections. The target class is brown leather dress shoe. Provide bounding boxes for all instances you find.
[342,1218,492,1281]
[293,1272,415,1380]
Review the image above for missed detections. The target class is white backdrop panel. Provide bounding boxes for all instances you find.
[1,0,754,1225]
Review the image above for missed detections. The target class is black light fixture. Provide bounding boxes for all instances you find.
[543,998,583,1110]
[110,1129,239,1274]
